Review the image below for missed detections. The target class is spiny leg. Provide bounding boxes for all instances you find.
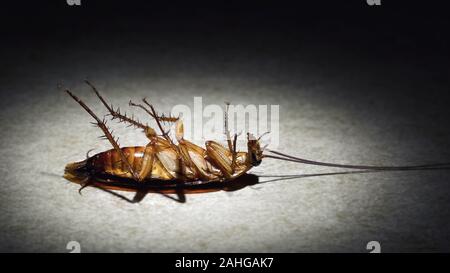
[224,102,238,173]
[66,90,139,180]
[232,133,238,170]
[129,99,175,145]
[143,97,179,123]
[85,80,162,140]
[85,80,147,130]
[130,98,179,123]
[78,177,93,195]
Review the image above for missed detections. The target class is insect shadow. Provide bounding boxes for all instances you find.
[62,173,261,203]
[61,165,450,203]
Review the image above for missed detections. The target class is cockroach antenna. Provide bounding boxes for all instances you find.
[263,148,450,171]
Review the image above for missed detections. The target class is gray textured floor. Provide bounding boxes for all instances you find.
[1,37,450,252]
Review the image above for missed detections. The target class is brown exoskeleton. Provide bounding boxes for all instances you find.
[64,81,267,193]
[64,81,450,197]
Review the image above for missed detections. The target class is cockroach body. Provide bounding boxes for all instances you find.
[66,143,253,184]
[65,81,264,192]
[65,81,450,195]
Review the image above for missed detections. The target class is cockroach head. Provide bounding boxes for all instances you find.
[247,133,263,166]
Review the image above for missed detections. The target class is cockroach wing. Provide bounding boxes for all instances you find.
[156,148,180,179]
[205,141,233,176]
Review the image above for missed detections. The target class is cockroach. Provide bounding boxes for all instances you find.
[64,81,450,196]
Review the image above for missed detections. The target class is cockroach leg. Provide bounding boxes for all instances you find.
[129,100,156,119]
[129,99,174,145]
[178,137,219,181]
[66,90,140,180]
[205,141,234,179]
[85,148,95,159]
[78,177,92,195]
[142,98,179,123]
[174,119,219,180]
[224,102,233,152]
[223,102,237,174]
[129,100,178,124]
[175,119,184,142]
[231,133,238,171]
[87,80,164,143]
[142,98,175,145]
[137,140,156,182]
[85,80,147,130]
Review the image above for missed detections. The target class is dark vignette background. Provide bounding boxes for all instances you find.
[0,1,449,252]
